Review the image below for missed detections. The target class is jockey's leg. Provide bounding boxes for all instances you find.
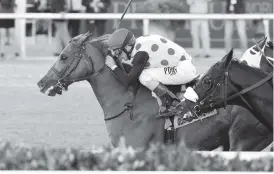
[201,20,211,56]
[139,69,176,112]
[263,20,270,40]
[224,20,233,52]
[139,60,198,113]
[236,20,248,51]
[54,22,63,54]
[190,20,201,57]
[60,21,71,49]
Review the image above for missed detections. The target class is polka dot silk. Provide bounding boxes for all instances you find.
[131,35,192,68]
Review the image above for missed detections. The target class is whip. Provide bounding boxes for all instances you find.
[116,0,133,30]
[113,0,133,73]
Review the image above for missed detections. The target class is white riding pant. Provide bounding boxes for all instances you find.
[139,60,198,91]
[190,20,211,55]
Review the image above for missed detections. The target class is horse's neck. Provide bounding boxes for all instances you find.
[230,62,273,129]
[261,44,274,73]
[260,56,273,74]
[87,66,159,119]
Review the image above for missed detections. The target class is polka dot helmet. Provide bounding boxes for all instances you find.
[109,28,135,50]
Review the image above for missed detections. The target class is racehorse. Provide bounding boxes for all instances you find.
[37,32,272,150]
[177,49,273,132]
[260,41,273,74]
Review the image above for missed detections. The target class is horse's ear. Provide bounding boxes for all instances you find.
[224,49,233,68]
[80,32,93,44]
[252,36,267,52]
[85,31,93,39]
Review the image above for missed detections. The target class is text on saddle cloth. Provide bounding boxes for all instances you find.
[164,109,218,130]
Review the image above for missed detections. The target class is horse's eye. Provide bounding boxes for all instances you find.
[202,76,212,91]
[60,55,67,60]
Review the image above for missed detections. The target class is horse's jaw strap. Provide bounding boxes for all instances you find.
[52,39,107,89]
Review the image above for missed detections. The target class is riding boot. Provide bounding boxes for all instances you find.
[153,83,180,117]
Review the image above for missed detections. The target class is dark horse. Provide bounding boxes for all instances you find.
[37,33,272,150]
[177,49,273,133]
[260,40,273,74]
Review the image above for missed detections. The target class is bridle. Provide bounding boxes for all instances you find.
[50,35,105,91]
[191,60,273,116]
[50,35,136,122]
[252,39,274,68]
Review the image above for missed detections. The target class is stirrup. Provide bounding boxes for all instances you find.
[157,109,176,118]
[168,100,186,115]
[157,103,178,118]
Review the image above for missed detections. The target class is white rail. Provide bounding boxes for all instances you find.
[0,13,273,59]
[0,13,273,20]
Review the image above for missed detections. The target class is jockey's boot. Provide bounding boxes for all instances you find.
[153,83,180,117]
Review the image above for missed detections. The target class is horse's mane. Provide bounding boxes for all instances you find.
[70,32,110,47]
[231,58,268,76]
[71,33,90,44]
[267,41,273,49]
[223,49,269,76]
[91,34,111,48]
[71,32,111,57]
[90,34,111,57]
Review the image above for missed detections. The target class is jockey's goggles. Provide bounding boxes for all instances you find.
[112,48,123,56]
[109,45,134,59]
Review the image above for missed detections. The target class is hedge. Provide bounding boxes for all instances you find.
[0,139,273,171]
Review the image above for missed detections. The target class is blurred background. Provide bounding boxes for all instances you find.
[0,0,273,59]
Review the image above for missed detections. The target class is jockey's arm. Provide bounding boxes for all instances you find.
[112,51,149,87]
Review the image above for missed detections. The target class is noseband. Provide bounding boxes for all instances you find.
[50,39,105,91]
[192,61,273,115]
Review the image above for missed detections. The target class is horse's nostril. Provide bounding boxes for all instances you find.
[38,81,45,88]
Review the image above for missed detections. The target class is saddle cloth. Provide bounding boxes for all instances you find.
[163,87,218,130]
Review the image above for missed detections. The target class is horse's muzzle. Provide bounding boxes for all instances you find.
[37,80,48,93]
[37,77,58,95]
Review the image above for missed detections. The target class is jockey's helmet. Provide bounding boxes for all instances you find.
[108,28,136,59]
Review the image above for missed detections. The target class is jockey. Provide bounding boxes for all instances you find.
[106,28,199,115]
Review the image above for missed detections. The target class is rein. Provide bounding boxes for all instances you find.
[104,68,137,122]
[51,36,136,122]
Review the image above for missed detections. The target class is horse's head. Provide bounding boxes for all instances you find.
[182,49,237,115]
[183,47,272,118]
[37,32,108,96]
